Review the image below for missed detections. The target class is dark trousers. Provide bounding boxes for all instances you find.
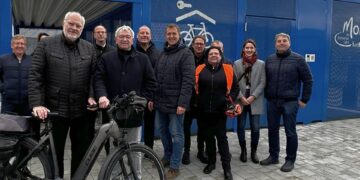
[200,112,231,170]
[144,108,155,149]
[183,109,206,153]
[267,99,299,162]
[237,105,260,145]
[52,116,91,178]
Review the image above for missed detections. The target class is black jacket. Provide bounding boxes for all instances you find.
[29,34,97,118]
[154,40,195,113]
[197,62,239,113]
[265,49,313,103]
[136,40,160,68]
[94,47,156,127]
[0,53,31,105]
[94,43,115,60]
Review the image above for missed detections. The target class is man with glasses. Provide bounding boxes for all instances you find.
[29,11,97,178]
[182,35,208,165]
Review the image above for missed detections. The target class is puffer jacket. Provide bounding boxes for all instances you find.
[154,40,195,113]
[29,34,96,118]
[265,49,313,103]
[136,40,160,68]
[0,53,31,105]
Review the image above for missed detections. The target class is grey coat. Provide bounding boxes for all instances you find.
[233,59,266,115]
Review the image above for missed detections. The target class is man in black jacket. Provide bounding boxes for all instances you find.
[260,33,313,172]
[149,24,195,179]
[29,11,97,178]
[135,25,160,150]
[88,25,115,155]
[94,24,156,149]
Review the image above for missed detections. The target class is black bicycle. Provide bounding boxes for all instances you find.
[0,91,165,180]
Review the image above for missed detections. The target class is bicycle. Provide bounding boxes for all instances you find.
[0,91,165,180]
[180,22,214,47]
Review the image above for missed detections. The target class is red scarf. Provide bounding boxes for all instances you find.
[242,53,257,65]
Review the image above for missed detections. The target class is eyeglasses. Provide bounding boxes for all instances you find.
[118,35,132,40]
[95,31,106,34]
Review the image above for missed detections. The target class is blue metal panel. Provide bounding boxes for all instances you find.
[150,0,238,60]
[247,0,296,20]
[295,0,330,123]
[327,0,360,119]
[0,0,12,55]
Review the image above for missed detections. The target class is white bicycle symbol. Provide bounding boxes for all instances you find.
[180,22,214,47]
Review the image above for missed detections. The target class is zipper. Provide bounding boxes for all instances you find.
[209,66,215,112]
[275,58,283,98]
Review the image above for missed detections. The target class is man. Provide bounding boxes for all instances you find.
[93,25,115,59]
[89,25,115,154]
[260,33,313,172]
[29,11,97,178]
[135,25,160,150]
[0,35,31,115]
[94,25,156,178]
[182,35,208,165]
[150,24,195,179]
[211,40,233,64]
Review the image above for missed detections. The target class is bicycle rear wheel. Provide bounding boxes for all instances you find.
[98,144,165,180]
[6,137,54,180]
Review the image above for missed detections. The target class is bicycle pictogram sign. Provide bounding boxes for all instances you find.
[181,22,214,47]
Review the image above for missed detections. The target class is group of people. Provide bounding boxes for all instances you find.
[0,11,313,180]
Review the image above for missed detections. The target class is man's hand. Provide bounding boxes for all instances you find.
[32,106,50,121]
[299,100,306,108]
[176,106,186,115]
[87,97,97,111]
[148,101,154,111]
[99,96,110,109]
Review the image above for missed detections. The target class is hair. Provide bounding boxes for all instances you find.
[138,25,151,33]
[93,25,107,32]
[11,34,26,44]
[115,25,134,38]
[211,40,224,51]
[37,32,49,41]
[241,39,257,58]
[275,32,291,43]
[63,11,85,26]
[206,46,223,59]
[191,35,206,45]
[166,23,180,34]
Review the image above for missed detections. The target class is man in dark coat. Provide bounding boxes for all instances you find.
[149,24,195,179]
[135,25,160,150]
[0,34,31,115]
[88,25,115,155]
[28,11,97,178]
[260,33,313,172]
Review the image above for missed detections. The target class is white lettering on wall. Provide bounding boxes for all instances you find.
[334,17,360,48]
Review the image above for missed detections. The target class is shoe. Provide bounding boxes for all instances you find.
[161,158,170,167]
[260,156,279,166]
[251,143,259,163]
[224,169,233,180]
[239,141,247,162]
[203,164,216,174]
[182,151,190,165]
[280,161,295,172]
[165,168,180,179]
[197,151,209,164]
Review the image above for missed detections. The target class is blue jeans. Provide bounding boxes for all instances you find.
[237,105,260,145]
[155,110,184,169]
[267,100,299,162]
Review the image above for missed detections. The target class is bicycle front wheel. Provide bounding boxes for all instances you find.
[7,137,54,180]
[98,144,165,180]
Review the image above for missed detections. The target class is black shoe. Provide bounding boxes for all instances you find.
[182,151,190,165]
[224,169,233,180]
[260,156,279,166]
[161,158,170,167]
[251,152,259,163]
[203,164,216,174]
[240,148,247,162]
[280,161,294,172]
[197,151,209,164]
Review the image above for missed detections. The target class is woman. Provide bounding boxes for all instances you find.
[233,39,266,163]
[195,46,240,180]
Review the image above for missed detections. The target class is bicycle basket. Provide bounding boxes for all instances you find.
[0,136,18,162]
[0,114,30,133]
[111,92,147,127]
